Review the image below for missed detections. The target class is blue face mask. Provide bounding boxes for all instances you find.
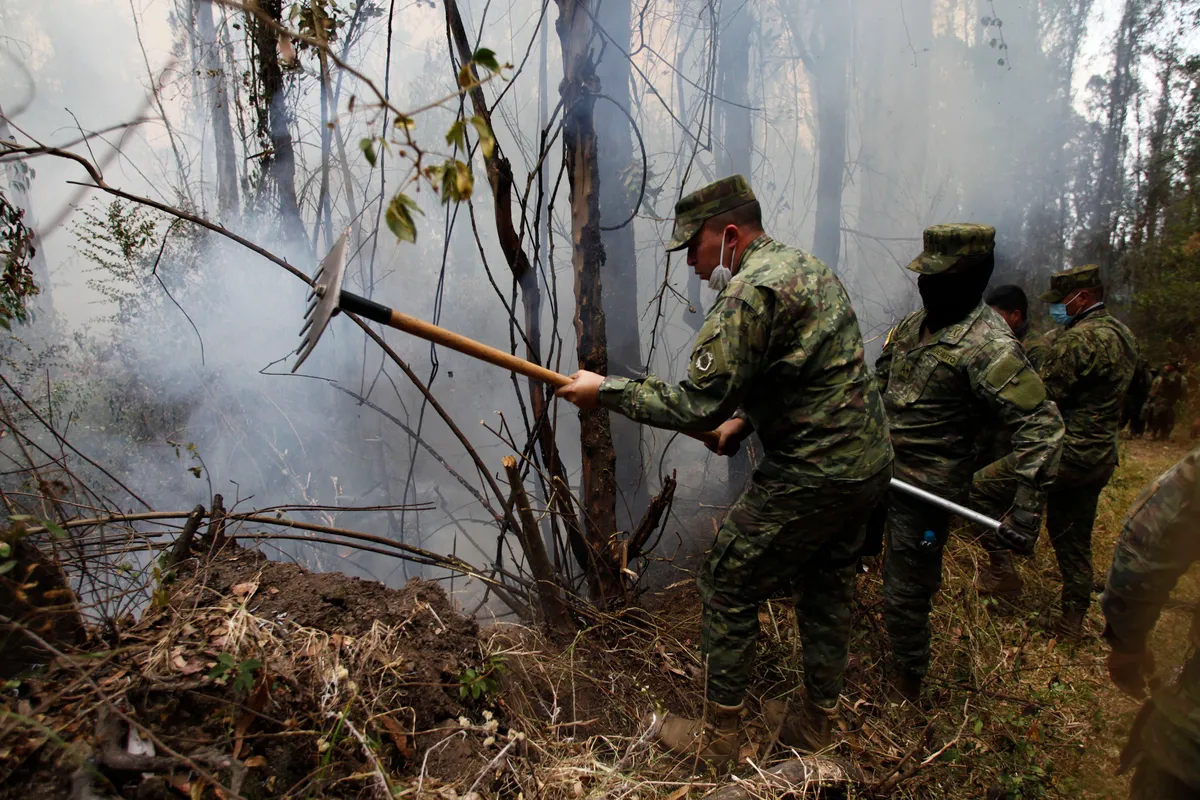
[1049,303,1071,326]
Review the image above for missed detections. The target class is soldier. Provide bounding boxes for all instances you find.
[1038,264,1138,636]
[556,175,894,763]
[972,283,1043,599]
[1147,363,1189,440]
[878,224,1063,703]
[1122,356,1153,438]
[1100,446,1200,799]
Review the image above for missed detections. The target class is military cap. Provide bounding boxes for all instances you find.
[906,223,996,274]
[666,175,756,251]
[1039,264,1102,302]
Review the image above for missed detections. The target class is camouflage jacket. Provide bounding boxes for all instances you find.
[1039,305,1138,473]
[1023,328,1058,372]
[1101,446,1200,785]
[1149,372,1189,407]
[597,235,893,485]
[877,302,1063,505]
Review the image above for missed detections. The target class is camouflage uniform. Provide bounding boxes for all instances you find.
[879,224,1063,681]
[599,175,894,707]
[1123,357,1153,437]
[1147,369,1189,440]
[1101,446,1200,797]
[1038,265,1139,619]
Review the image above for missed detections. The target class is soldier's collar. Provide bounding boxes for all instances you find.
[733,234,771,274]
[1066,302,1106,329]
[917,303,985,346]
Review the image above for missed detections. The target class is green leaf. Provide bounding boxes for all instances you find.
[0,542,9,558]
[385,192,423,243]
[42,520,67,540]
[234,658,263,694]
[445,119,468,151]
[472,47,500,73]
[0,560,16,577]
[469,116,495,159]
[359,137,377,167]
[457,63,474,89]
[972,717,983,734]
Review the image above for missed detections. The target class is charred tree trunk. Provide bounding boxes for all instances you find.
[1137,59,1175,245]
[196,0,240,220]
[247,0,305,242]
[595,0,647,529]
[558,0,622,605]
[809,0,850,273]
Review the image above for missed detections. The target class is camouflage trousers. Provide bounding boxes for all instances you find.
[1046,462,1115,615]
[882,488,956,679]
[971,458,1115,615]
[697,464,891,707]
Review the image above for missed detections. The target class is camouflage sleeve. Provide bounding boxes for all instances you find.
[1101,447,1200,652]
[596,282,769,431]
[1038,330,1088,403]
[874,324,899,395]
[969,341,1064,507]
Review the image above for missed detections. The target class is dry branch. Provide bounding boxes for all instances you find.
[502,456,573,634]
[165,504,206,569]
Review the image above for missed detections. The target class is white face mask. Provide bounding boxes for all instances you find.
[708,237,733,292]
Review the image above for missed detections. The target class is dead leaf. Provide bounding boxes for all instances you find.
[233,674,273,759]
[663,784,692,800]
[379,714,412,760]
[244,755,268,768]
[231,582,258,599]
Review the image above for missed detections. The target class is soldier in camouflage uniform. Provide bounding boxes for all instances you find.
[557,175,894,763]
[973,284,1038,598]
[1037,265,1138,636]
[1101,446,1200,799]
[878,224,1063,702]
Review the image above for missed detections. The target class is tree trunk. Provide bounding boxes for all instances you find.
[716,2,753,177]
[557,0,622,605]
[196,0,240,221]
[595,0,646,528]
[0,105,52,313]
[1089,0,1144,264]
[247,0,305,241]
[810,0,850,272]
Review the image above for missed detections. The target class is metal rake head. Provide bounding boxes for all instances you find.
[292,230,350,373]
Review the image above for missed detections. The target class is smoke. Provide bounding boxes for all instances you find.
[0,0,1152,601]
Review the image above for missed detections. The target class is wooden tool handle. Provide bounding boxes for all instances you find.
[389,308,571,388]
[339,290,719,448]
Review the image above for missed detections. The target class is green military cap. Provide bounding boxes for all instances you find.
[906,223,996,274]
[665,175,756,251]
[1039,264,1102,302]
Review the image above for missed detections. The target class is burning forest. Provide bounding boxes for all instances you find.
[3,0,1200,797]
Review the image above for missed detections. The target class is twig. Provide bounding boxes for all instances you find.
[466,736,519,796]
[329,712,391,799]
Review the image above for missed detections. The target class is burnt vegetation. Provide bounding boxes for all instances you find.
[1,0,1200,797]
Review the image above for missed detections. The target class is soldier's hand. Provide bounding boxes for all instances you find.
[708,418,751,456]
[998,508,1040,555]
[555,370,605,411]
[1108,648,1156,699]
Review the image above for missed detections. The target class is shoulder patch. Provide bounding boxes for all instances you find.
[985,351,1045,411]
[688,334,728,385]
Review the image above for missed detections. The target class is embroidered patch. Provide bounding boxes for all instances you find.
[695,351,715,373]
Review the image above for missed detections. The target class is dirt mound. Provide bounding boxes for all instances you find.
[0,544,498,799]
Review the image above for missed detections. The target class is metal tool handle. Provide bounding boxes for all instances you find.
[888,478,1002,530]
[339,291,722,448]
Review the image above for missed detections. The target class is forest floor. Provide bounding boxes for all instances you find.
[1,437,1196,799]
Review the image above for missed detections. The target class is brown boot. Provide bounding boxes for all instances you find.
[777,698,835,752]
[654,701,744,765]
[1055,609,1086,639]
[977,551,1023,600]
[888,672,922,706]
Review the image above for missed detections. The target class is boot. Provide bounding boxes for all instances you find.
[654,701,744,765]
[977,551,1023,600]
[777,698,836,752]
[888,672,922,706]
[1055,608,1086,639]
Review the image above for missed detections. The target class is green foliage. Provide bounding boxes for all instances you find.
[208,653,263,695]
[0,188,40,330]
[385,192,422,243]
[456,654,506,701]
